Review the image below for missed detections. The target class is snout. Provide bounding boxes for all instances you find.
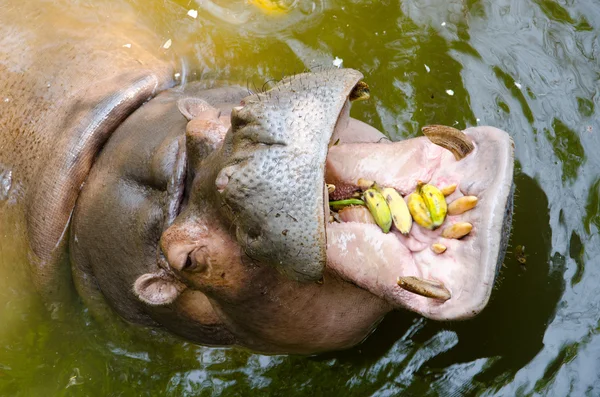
[212,69,367,281]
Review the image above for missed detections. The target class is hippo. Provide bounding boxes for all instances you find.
[0,2,513,354]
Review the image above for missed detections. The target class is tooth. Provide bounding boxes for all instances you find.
[357,178,374,191]
[327,184,336,194]
[328,138,341,148]
[407,193,433,230]
[417,182,447,229]
[397,276,451,301]
[431,243,447,254]
[422,125,474,160]
[447,196,478,215]
[440,183,457,196]
[349,81,371,102]
[363,188,392,233]
[442,222,472,239]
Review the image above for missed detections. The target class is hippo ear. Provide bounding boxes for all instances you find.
[177,97,221,121]
[133,269,187,306]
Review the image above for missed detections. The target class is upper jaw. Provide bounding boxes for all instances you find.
[213,68,366,282]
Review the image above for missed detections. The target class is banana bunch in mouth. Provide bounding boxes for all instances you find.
[328,179,479,249]
[328,179,479,302]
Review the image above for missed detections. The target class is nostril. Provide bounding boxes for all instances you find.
[183,255,196,271]
[161,241,198,272]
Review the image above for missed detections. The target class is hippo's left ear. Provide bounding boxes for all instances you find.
[133,269,187,306]
[177,97,221,121]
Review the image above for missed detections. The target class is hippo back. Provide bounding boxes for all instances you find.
[0,0,174,299]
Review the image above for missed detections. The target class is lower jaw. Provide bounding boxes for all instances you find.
[321,126,514,321]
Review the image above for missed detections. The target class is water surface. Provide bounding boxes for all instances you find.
[1,0,599,395]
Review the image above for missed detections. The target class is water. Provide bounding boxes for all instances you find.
[1,0,599,395]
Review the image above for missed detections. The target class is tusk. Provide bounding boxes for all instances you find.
[440,183,457,196]
[397,276,451,301]
[447,196,478,215]
[431,243,447,254]
[357,178,374,191]
[422,125,474,160]
[349,81,370,102]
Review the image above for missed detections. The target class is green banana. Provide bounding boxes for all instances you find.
[376,185,412,235]
[417,182,447,228]
[329,198,365,211]
[407,192,434,230]
[363,188,392,233]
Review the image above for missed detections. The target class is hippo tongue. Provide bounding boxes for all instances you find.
[324,126,514,320]
[215,69,365,282]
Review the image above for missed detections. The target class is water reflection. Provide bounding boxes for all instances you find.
[185,0,325,35]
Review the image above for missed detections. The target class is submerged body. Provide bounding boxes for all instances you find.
[0,1,513,353]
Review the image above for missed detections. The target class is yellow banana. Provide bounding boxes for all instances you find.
[417,182,447,228]
[407,193,433,230]
[377,186,412,235]
[363,188,392,233]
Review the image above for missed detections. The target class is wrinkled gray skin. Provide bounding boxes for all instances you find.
[0,2,513,354]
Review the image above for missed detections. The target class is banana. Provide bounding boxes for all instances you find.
[417,182,447,228]
[376,186,412,235]
[407,192,434,230]
[363,188,392,233]
[447,196,478,215]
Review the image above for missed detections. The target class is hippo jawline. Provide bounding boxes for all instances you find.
[217,69,513,321]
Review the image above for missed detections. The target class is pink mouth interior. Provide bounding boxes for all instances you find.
[324,122,513,320]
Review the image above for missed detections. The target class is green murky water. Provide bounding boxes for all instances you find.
[1,0,599,395]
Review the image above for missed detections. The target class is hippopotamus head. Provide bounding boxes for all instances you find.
[70,68,513,353]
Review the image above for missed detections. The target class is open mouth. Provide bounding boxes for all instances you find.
[324,118,514,320]
[219,68,514,320]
